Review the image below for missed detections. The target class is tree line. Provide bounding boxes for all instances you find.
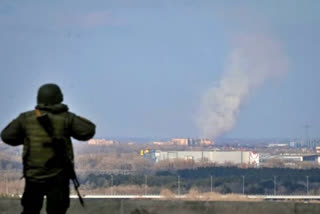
[79,166,320,195]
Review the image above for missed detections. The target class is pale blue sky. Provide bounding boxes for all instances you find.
[0,0,319,139]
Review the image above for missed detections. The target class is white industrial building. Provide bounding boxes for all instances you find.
[152,150,259,166]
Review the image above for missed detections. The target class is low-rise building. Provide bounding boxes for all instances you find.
[153,138,214,146]
[268,144,288,148]
[303,155,320,164]
[147,150,259,166]
[153,141,167,145]
[88,139,119,145]
[262,153,320,165]
[171,138,189,146]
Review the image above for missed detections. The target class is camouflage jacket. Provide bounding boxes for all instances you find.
[0,104,95,182]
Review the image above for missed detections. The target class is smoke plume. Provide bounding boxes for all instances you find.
[197,34,289,139]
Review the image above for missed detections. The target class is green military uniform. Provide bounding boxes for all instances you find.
[1,83,95,214]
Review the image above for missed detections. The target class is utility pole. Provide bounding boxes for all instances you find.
[210,175,213,193]
[178,176,180,196]
[111,175,114,195]
[145,175,148,195]
[242,175,245,195]
[306,176,309,195]
[5,176,8,195]
[274,176,277,195]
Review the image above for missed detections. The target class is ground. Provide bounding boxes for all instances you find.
[1,199,320,214]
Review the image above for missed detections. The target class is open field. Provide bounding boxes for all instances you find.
[1,198,320,214]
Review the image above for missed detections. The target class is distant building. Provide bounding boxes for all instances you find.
[268,155,303,163]
[88,139,119,145]
[263,153,320,165]
[152,138,214,146]
[199,139,213,146]
[303,155,320,163]
[268,144,288,148]
[153,141,167,145]
[170,138,214,146]
[171,138,189,146]
[289,141,297,147]
[147,150,259,166]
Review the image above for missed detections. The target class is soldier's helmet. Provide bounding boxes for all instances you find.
[37,83,63,105]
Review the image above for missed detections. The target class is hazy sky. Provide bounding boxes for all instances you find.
[0,0,319,139]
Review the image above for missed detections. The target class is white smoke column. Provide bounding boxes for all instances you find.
[197,34,289,139]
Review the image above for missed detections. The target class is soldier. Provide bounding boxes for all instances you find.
[1,83,96,214]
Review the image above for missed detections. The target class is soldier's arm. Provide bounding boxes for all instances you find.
[69,114,96,141]
[1,115,24,146]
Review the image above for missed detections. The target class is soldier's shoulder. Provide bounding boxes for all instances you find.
[11,110,37,125]
[64,111,75,118]
[19,110,36,118]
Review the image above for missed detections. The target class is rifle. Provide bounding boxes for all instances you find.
[36,110,85,207]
